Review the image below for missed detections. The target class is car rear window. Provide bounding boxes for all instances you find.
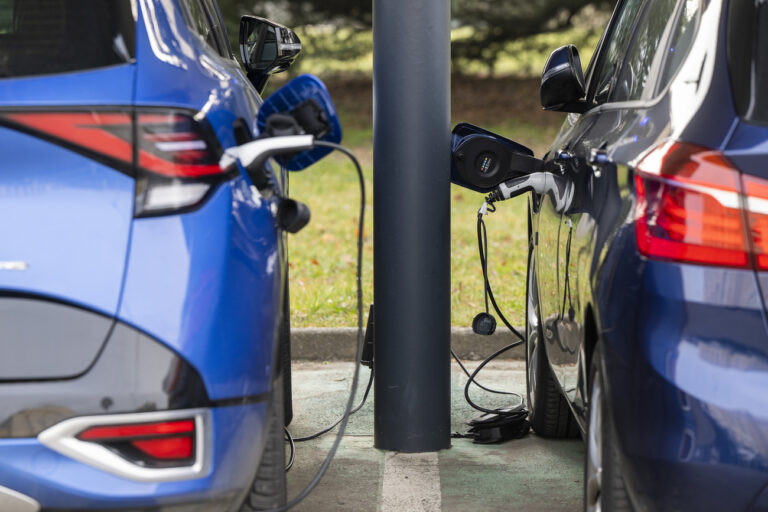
[728,0,768,124]
[0,0,136,79]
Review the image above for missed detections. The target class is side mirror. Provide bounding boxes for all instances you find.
[540,45,587,114]
[257,74,342,171]
[239,16,301,94]
[450,123,542,193]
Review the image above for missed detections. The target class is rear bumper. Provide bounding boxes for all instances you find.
[0,404,267,511]
[600,254,768,511]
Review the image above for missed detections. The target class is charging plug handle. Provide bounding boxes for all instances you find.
[490,172,573,212]
[220,134,315,171]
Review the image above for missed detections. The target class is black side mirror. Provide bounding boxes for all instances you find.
[540,45,587,114]
[239,16,301,94]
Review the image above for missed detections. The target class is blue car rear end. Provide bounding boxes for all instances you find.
[0,1,283,509]
[591,0,768,507]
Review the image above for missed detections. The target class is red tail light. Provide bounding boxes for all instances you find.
[136,113,223,178]
[742,176,768,270]
[634,141,768,270]
[77,419,195,464]
[0,109,228,217]
[2,111,135,172]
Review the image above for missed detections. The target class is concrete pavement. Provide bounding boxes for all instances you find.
[285,360,584,511]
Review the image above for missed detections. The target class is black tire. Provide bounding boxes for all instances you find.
[525,242,579,439]
[281,279,293,426]
[584,342,632,512]
[240,371,287,511]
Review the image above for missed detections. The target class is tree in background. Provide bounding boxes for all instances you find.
[217,0,614,75]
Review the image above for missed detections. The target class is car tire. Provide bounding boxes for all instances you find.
[281,278,293,426]
[525,242,579,439]
[240,370,287,511]
[584,342,632,512]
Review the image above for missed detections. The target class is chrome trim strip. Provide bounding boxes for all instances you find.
[0,485,40,512]
[0,261,28,271]
[38,409,211,483]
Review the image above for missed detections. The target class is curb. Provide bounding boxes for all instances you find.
[291,327,525,361]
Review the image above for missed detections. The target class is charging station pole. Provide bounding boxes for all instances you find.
[372,0,451,452]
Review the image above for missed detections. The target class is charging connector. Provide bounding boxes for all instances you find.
[486,171,573,213]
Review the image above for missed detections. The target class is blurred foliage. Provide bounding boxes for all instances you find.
[218,0,614,75]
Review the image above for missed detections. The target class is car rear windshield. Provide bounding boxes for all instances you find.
[728,0,768,124]
[0,0,136,79]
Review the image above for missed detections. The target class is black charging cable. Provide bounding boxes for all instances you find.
[477,204,525,343]
[289,368,373,443]
[284,427,295,472]
[451,349,517,397]
[456,200,526,417]
[273,140,366,511]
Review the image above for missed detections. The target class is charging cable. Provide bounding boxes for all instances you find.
[476,199,526,342]
[272,140,366,511]
[289,369,373,443]
[452,197,530,443]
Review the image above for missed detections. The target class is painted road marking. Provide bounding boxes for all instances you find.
[381,451,441,512]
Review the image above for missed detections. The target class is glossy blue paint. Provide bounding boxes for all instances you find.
[118,178,281,399]
[134,0,262,141]
[0,0,306,508]
[514,0,768,509]
[0,64,135,107]
[0,404,267,509]
[600,258,768,511]
[0,127,134,316]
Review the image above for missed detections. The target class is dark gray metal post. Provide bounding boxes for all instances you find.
[372,0,451,452]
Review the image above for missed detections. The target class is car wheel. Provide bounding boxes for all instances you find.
[240,370,287,510]
[281,278,293,426]
[525,243,579,438]
[584,342,632,512]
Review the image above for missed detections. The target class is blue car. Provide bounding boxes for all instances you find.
[451,0,768,509]
[0,1,327,510]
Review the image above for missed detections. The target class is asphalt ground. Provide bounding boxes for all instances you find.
[285,360,584,511]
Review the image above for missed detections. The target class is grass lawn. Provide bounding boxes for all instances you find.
[287,77,565,328]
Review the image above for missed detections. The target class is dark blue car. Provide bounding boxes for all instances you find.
[452,0,768,509]
[0,1,323,510]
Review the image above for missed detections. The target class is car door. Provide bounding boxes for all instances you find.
[536,0,646,396]
[559,0,703,414]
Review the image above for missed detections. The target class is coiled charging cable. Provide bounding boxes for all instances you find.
[457,198,526,415]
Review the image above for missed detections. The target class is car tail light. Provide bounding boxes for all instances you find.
[38,409,211,482]
[133,111,228,217]
[77,419,196,465]
[0,109,229,217]
[634,141,768,270]
[742,176,768,270]
[1,111,135,173]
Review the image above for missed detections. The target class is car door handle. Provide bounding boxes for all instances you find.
[589,148,611,166]
[555,149,574,163]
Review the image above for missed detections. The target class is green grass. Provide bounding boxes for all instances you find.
[289,25,601,79]
[288,149,530,329]
[287,80,562,327]
[264,14,603,327]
